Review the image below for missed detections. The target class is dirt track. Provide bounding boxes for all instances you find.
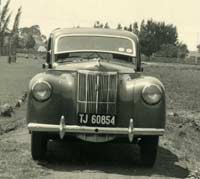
[0,62,200,179]
[0,123,190,179]
[0,102,197,179]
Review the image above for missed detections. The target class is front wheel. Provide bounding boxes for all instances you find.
[139,136,159,167]
[31,131,48,160]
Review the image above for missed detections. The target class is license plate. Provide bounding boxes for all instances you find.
[78,113,116,126]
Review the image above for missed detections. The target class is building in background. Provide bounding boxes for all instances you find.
[187,45,200,64]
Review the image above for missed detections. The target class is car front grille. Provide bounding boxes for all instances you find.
[77,70,118,114]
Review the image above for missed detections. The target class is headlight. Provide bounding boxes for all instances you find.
[142,84,162,105]
[32,81,52,102]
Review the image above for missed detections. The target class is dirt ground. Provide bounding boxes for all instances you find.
[0,60,200,179]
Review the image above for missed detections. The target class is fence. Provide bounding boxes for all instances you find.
[0,46,16,56]
[142,56,200,65]
[16,48,38,54]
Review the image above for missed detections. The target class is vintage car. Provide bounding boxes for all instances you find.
[27,28,166,166]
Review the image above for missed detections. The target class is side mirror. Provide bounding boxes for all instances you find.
[43,50,52,69]
[48,63,52,69]
[42,63,53,69]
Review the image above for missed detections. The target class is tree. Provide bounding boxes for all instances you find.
[155,42,188,58]
[12,7,22,48]
[26,35,35,49]
[94,21,103,28]
[128,24,133,32]
[117,23,122,30]
[133,22,139,36]
[177,42,189,58]
[41,34,47,43]
[94,21,100,28]
[12,7,22,34]
[139,19,178,57]
[0,0,11,46]
[104,22,110,29]
[155,44,178,58]
[124,26,128,31]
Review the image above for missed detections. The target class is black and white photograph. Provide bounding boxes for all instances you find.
[0,0,199,178]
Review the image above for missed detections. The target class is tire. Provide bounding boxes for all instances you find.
[139,136,159,167]
[31,131,48,160]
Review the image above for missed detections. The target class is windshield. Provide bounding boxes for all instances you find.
[55,52,135,65]
[55,36,136,57]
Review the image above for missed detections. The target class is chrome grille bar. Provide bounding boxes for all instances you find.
[106,74,110,113]
[96,74,99,113]
[85,73,88,113]
[77,73,79,113]
[77,71,117,114]
[77,101,116,104]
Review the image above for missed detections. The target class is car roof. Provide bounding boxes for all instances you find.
[51,28,139,42]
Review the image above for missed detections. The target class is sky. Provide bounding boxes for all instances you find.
[5,0,200,51]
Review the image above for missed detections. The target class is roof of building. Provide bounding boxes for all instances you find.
[50,28,139,42]
[38,46,47,52]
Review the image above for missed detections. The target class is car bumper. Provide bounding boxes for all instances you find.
[27,116,165,142]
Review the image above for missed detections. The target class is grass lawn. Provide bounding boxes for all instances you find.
[144,63,200,113]
[0,56,44,106]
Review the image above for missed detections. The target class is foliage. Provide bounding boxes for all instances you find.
[12,7,22,34]
[124,26,128,31]
[41,34,47,43]
[133,22,139,36]
[116,23,122,30]
[92,19,188,59]
[177,42,189,58]
[104,22,109,29]
[128,24,133,32]
[17,25,46,49]
[94,21,103,28]
[12,7,22,48]
[0,0,22,47]
[139,19,178,57]
[155,42,188,58]
[25,35,35,49]
[124,23,139,35]
[155,44,179,58]
[0,0,11,46]
[94,21,111,29]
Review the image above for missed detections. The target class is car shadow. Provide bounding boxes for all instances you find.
[39,140,189,178]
